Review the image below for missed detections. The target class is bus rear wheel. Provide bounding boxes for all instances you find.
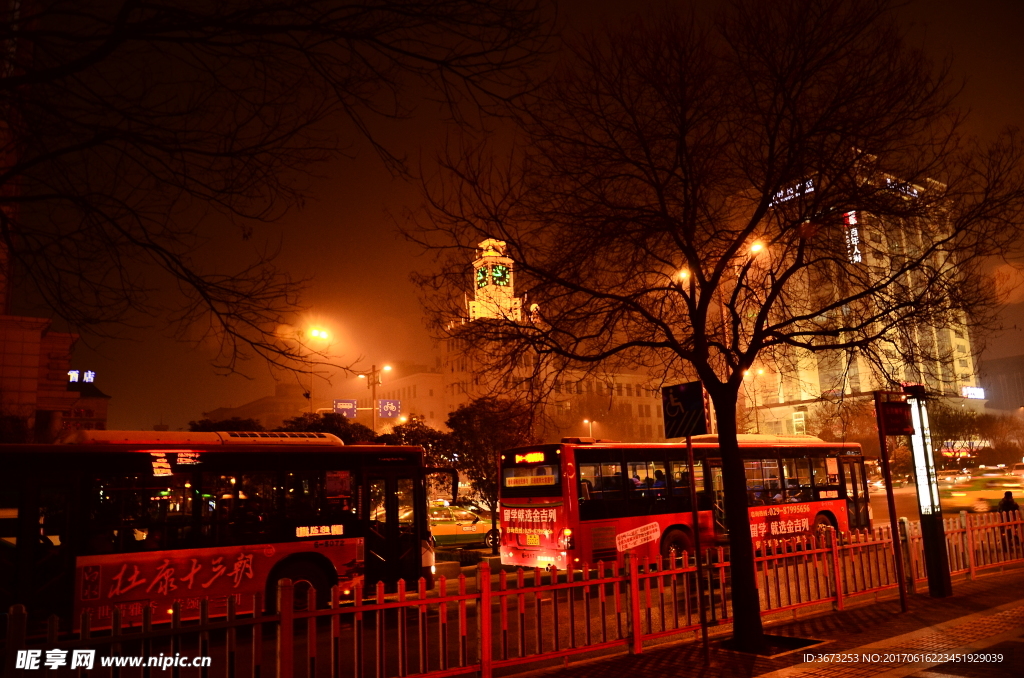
[813,512,836,538]
[484,529,501,549]
[268,561,334,612]
[660,529,694,562]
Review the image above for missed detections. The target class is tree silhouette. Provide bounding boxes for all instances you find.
[447,397,535,554]
[409,0,1024,649]
[0,0,549,374]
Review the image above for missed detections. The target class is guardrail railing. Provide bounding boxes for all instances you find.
[4,512,1023,678]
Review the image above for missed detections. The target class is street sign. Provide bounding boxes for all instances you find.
[333,399,358,419]
[661,382,709,438]
[879,401,914,435]
[378,399,401,418]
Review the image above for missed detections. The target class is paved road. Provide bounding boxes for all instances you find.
[869,485,922,524]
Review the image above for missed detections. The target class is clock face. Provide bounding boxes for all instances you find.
[476,267,489,288]
[491,264,510,286]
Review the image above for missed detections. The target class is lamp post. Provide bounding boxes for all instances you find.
[358,364,392,432]
[583,418,595,437]
[303,327,330,413]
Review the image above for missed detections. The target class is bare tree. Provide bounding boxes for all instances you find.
[409,0,1024,650]
[0,0,550,374]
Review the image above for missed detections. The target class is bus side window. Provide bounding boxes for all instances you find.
[578,462,622,520]
[668,460,704,511]
[781,458,812,503]
[762,459,783,504]
[811,457,841,498]
[745,460,765,505]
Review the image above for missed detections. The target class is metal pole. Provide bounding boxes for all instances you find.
[686,435,710,663]
[874,390,909,612]
[370,364,377,434]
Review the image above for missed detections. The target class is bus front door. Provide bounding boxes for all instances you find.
[362,475,420,589]
[841,459,870,529]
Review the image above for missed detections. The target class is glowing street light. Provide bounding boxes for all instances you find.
[309,328,329,340]
[583,418,596,437]
[749,241,765,254]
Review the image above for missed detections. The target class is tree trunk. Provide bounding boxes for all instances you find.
[712,391,767,652]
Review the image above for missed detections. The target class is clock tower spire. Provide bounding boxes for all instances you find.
[468,238,522,321]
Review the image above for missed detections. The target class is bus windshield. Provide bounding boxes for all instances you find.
[501,448,561,497]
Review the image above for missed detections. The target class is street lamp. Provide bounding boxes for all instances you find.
[583,418,596,437]
[357,364,392,432]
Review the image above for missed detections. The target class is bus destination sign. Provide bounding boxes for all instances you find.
[514,452,545,464]
[506,475,555,487]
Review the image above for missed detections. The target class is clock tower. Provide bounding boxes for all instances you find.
[467,238,522,321]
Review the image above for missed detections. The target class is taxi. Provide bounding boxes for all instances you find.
[428,505,500,547]
[940,476,1023,512]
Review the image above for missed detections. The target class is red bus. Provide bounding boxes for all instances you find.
[498,434,870,569]
[0,430,455,626]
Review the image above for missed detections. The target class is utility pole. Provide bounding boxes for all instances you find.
[359,364,391,433]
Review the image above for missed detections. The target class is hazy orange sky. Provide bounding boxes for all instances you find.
[65,0,1024,430]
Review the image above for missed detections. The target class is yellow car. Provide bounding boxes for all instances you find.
[940,476,1023,512]
[428,505,500,548]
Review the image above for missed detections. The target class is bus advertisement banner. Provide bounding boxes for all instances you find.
[747,499,846,549]
[74,539,363,629]
[614,522,661,552]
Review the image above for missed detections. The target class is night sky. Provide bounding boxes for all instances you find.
[66,0,1024,430]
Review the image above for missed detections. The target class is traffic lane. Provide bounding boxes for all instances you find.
[870,485,921,523]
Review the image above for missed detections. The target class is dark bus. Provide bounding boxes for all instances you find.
[0,430,455,625]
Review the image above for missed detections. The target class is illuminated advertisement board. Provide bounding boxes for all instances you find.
[907,396,941,515]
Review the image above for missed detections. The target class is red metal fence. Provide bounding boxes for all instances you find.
[4,513,1024,678]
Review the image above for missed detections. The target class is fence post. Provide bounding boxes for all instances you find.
[962,511,976,581]
[627,554,643,655]
[829,528,844,611]
[478,561,493,678]
[4,604,27,676]
[277,579,294,678]
[899,517,916,594]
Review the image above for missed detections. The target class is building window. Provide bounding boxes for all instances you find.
[792,412,806,435]
[429,389,433,397]
[954,329,964,339]
[956,344,966,353]
[958,359,968,368]
[616,383,623,396]
[626,384,633,397]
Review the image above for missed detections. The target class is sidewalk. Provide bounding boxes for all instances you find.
[513,568,1024,678]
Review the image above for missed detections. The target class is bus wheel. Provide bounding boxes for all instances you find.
[660,529,694,561]
[268,562,333,612]
[484,529,501,549]
[813,512,835,535]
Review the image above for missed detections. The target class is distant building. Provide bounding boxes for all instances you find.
[978,354,1024,413]
[743,183,983,435]
[439,239,668,442]
[63,380,111,433]
[0,315,81,442]
[201,382,308,430]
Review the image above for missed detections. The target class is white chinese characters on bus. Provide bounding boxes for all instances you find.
[295,524,344,538]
